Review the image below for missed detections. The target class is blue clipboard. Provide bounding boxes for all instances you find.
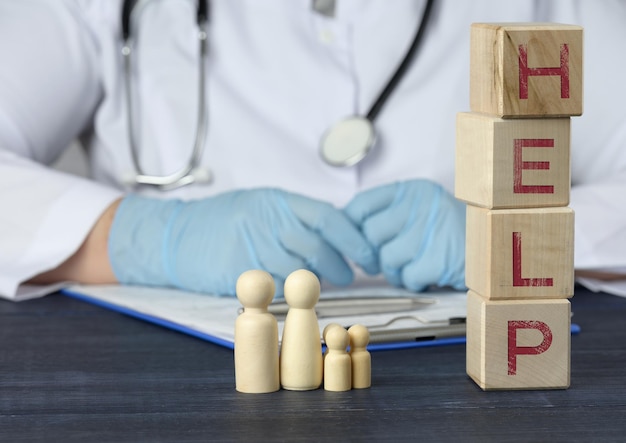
[61,285,581,352]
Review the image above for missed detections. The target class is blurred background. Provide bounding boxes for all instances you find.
[53,141,88,177]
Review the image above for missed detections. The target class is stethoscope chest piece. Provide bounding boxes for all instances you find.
[320,116,376,167]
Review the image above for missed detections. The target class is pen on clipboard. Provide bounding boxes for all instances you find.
[264,296,437,319]
[365,315,466,342]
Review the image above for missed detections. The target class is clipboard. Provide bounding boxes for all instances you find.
[60,284,580,351]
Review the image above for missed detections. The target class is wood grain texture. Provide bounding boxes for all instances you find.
[466,290,570,390]
[465,205,574,300]
[455,113,570,209]
[1,288,625,442]
[470,23,583,118]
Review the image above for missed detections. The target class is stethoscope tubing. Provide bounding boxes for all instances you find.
[366,0,434,122]
[122,0,210,190]
[120,0,433,188]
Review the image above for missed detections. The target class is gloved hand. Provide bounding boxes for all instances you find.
[108,189,379,295]
[344,180,466,292]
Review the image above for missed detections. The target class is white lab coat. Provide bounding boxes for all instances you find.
[1,0,625,300]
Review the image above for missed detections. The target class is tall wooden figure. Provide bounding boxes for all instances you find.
[234,270,280,393]
[280,269,323,391]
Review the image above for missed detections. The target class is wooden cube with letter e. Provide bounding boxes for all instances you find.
[470,23,583,118]
[455,113,570,209]
[466,291,571,390]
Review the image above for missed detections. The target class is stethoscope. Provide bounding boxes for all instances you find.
[121,0,434,190]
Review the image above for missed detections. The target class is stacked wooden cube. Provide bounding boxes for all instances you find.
[455,23,583,390]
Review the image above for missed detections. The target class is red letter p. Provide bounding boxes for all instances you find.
[508,320,553,375]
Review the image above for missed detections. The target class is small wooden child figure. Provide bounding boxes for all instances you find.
[324,325,352,392]
[280,269,323,391]
[322,323,343,357]
[348,324,371,389]
[234,270,279,393]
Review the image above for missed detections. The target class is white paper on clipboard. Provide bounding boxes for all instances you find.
[62,283,468,347]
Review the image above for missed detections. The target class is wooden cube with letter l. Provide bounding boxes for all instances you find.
[455,113,570,209]
[466,290,571,390]
[465,205,574,300]
[470,23,583,118]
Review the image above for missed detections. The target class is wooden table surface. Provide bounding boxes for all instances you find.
[2,285,625,442]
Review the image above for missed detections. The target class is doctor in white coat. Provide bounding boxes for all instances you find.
[1,0,625,301]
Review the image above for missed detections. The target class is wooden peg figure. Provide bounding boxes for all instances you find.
[323,323,343,357]
[234,269,279,393]
[280,269,323,391]
[324,326,352,392]
[348,324,371,389]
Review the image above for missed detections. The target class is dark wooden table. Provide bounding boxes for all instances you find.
[2,285,625,442]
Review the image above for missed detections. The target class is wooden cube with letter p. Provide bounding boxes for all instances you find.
[455,113,570,209]
[470,23,583,118]
[465,205,574,300]
[467,290,570,390]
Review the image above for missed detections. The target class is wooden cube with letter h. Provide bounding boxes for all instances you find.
[467,291,570,390]
[470,23,583,117]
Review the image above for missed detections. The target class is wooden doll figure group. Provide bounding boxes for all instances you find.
[323,323,371,391]
[234,269,371,394]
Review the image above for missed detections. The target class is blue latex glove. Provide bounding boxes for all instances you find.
[344,180,466,292]
[108,189,379,295]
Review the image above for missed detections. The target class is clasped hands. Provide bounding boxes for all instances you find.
[109,180,466,295]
